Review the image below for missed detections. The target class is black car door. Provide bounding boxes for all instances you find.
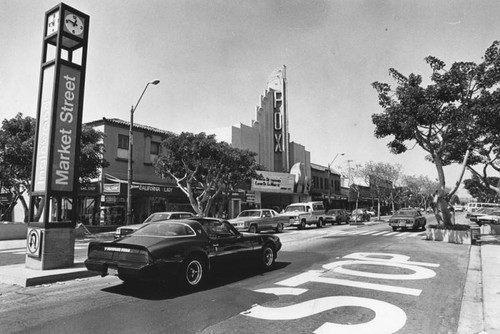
[208,221,254,265]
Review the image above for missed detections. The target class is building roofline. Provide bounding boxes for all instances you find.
[85,117,175,136]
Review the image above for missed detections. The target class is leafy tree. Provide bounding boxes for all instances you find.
[155,132,260,217]
[0,113,109,222]
[402,174,443,210]
[372,41,500,227]
[0,113,35,221]
[463,174,499,202]
[356,161,402,219]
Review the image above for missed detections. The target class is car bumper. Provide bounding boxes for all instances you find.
[388,221,416,228]
[84,258,180,282]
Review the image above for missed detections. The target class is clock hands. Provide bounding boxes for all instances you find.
[65,17,78,27]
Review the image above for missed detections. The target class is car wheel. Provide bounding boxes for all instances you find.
[260,244,276,269]
[179,256,206,289]
[392,226,398,231]
[275,223,284,233]
[249,224,258,234]
[299,220,306,229]
[317,218,324,228]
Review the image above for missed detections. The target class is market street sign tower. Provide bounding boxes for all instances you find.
[27,3,89,270]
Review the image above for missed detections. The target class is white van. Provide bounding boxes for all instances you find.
[466,202,500,213]
[280,201,327,229]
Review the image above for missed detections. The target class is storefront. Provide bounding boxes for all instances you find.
[249,170,304,213]
[98,175,192,226]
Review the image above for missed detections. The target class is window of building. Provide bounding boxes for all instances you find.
[118,134,129,149]
[117,134,129,159]
[150,141,161,163]
[335,180,340,192]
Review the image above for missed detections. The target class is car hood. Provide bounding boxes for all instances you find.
[228,217,258,223]
[390,215,416,219]
[117,223,144,230]
[278,212,303,216]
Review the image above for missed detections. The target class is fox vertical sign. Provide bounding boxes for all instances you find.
[28,3,89,270]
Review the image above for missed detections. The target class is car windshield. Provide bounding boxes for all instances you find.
[199,220,238,239]
[134,222,195,237]
[285,205,306,212]
[238,210,261,217]
[327,210,339,214]
[143,213,172,223]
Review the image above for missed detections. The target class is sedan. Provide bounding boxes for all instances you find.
[228,209,288,233]
[325,209,350,225]
[85,218,281,289]
[114,211,195,238]
[388,209,426,231]
[476,210,500,226]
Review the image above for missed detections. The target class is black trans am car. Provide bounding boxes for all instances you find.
[84,217,281,289]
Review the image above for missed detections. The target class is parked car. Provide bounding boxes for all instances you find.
[466,207,498,222]
[366,208,376,217]
[114,211,195,238]
[349,209,371,223]
[388,209,426,231]
[453,205,465,212]
[228,209,288,233]
[85,218,281,289]
[476,210,500,226]
[279,201,327,229]
[325,209,350,225]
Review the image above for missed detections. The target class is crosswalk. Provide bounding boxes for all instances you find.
[325,229,426,239]
[0,243,89,256]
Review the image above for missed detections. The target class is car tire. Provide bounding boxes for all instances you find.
[317,218,324,228]
[260,244,276,269]
[179,256,206,289]
[275,223,284,233]
[392,226,398,231]
[299,220,306,230]
[249,224,258,234]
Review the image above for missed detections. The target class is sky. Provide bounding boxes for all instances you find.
[2,0,499,199]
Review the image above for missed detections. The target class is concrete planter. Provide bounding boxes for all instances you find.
[425,227,472,245]
[480,224,500,235]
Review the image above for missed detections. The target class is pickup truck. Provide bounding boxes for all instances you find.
[280,201,327,229]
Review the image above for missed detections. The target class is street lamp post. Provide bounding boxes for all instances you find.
[126,79,160,225]
[327,153,344,205]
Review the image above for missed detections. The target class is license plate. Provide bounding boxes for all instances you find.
[108,268,118,276]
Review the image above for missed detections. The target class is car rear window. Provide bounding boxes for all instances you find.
[134,222,195,237]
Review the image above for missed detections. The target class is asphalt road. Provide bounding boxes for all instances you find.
[0,215,470,334]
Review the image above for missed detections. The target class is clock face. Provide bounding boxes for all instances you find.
[46,11,59,35]
[64,13,84,36]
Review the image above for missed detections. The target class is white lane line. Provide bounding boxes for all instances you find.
[384,232,399,236]
[359,230,378,235]
[396,232,411,237]
[372,231,390,236]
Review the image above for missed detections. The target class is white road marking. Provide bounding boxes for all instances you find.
[242,296,407,334]
[358,230,378,235]
[276,270,422,296]
[323,260,437,280]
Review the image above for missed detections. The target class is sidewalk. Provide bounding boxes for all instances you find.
[0,232,114,287]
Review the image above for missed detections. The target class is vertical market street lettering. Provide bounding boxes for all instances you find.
[54,74,76,186]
